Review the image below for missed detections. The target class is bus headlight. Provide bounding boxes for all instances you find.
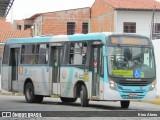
[109,79,117,90]
[150,80,156,91]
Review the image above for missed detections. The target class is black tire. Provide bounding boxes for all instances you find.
[35,95,44,103]
[24,82,44,103]
[120,101,130,108]
[24,82,36,103]
[80,85,89,107]
[60,97,77,103]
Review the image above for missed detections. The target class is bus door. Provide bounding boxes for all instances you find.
[10,47,20,92]
[51,46,62,95]
[91,45,102,98]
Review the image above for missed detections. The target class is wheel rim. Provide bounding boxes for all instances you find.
[80,90,83,104]
[26,87,32,100]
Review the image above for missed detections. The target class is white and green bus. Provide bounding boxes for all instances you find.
[1,32,156,108]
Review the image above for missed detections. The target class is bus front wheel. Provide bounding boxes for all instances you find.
[120,100,130,108]
[80,85,89,107]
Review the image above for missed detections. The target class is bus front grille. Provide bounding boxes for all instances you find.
[118,80,149,86]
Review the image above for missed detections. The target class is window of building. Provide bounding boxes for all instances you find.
[69,42,87,65]
[123,22,136,33]
[67,22,75,35]
[155,23,160,33]
[17,25,21,30]
[82,23,88,34]
[3,45,9,64]
[24,25,31,30]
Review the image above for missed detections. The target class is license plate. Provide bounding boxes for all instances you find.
[129,93,138,97]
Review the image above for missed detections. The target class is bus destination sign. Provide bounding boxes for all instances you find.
[111,37,149,45]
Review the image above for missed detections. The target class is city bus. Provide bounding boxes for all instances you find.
[1,32,156,108]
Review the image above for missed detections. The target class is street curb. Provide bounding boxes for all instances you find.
[0,89,23,96]
[148,98,160,105]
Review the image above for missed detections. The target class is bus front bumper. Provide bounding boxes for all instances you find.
[103,83,156,101]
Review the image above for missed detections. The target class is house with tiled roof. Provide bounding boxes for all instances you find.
[0,18,32,43]
[22,0,160,39]
[0,18,32,68]
[0,18,14,31]
[0,30,31,43]
[91,0,160,39]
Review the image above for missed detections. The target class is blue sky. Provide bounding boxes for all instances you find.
[6,0,95,22]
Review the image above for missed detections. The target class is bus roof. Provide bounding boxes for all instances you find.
[5,32,113,45]
[5,32,149,45]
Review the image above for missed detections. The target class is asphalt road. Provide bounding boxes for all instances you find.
[0,95,160,120]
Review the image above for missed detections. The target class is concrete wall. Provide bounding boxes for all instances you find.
[115,10,160,38]
[33,15,43,36]
[32,8,91,36]
[91,0,114,32]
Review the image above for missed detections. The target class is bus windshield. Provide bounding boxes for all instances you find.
[107,46,156,78]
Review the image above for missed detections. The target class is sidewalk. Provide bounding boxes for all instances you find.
[150,98,160,104]
[0,89,13,95]
[0,89,23,96]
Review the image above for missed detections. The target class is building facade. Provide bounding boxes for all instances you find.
[22,7,90,36]
[91,0,160,38]
[12,0,160,39]
[12,20,33,31]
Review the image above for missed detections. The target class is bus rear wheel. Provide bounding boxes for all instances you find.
[120,100,130,108]
[60,97,77,102]
[80,85,89,107]
[24,82,43,103]
[25,82,36,103]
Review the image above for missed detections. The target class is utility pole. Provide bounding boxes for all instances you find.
[151,5,156,40]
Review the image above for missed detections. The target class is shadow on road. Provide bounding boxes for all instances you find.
[32,101,138,110]
[10,97,139,111]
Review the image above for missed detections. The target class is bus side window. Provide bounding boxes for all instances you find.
[30,45,35,64]
[35,45,39,64]
[21,45,35,64]
[3,45,10,64]
[69,42,87,65]
[21,45,25,64]
[38,44,49,64]
[69,43,74,64]
[82,43,87,64]
[62,42,69,65]
[100,48,104,77]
